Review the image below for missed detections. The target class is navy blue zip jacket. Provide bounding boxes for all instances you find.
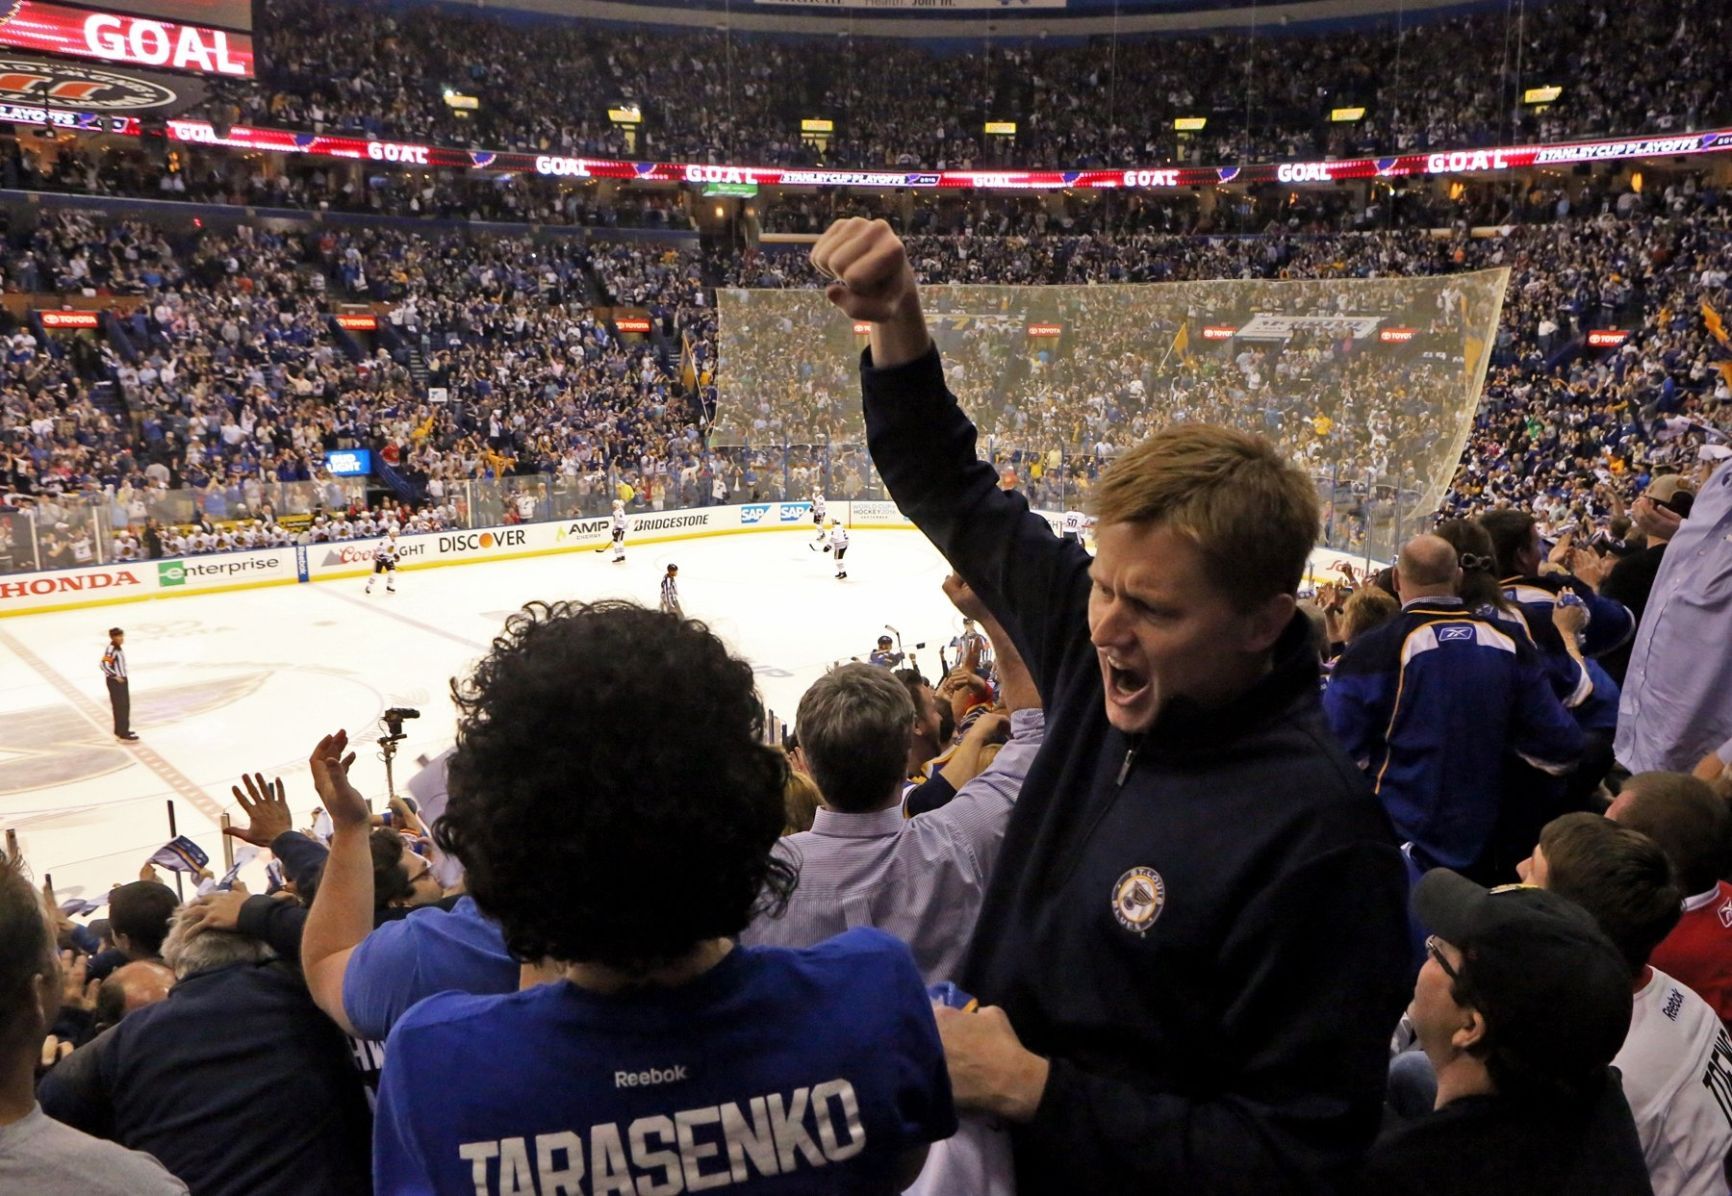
[862,346,1410,1195]
[1323,599,1584,871]
[1501,574,1632,732]
[38,961,371,1195]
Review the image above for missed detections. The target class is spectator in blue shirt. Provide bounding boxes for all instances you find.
[1481,508,1631,808]
[1325,534,1582,879]
[311,600,953,1195]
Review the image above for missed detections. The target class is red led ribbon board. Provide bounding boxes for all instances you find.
[2,103,1727,189]
[0,1,253,77]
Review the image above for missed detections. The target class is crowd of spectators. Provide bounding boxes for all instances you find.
[3,162,1728,569]
[0,1,1730,1186]
[717,179,1731,552]
[0,138,690,230]
[9,214,1732,1194]
[185,0,1731,172]
[5,123,1717,244]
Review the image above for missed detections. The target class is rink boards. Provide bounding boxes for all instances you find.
[0,499,919,618]
[0,497,1381,618]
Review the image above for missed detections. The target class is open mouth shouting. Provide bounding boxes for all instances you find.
[1101,652,1154,728]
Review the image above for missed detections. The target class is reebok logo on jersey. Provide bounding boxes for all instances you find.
[615,1065,689,1088]
[1437,626,1474,642]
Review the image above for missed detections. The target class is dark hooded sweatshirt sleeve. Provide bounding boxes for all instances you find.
[861,344,1411,1195]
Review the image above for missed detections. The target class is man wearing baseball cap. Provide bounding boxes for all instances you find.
[1600,472,1695,685]
[1618,454,1732,774]
[1358,870,1651,1194]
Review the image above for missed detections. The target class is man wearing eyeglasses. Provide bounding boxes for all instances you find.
[1358,869,1652,1195]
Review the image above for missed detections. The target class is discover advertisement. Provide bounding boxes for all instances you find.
[1,502,941,615]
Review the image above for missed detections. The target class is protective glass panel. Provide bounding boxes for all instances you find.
[713,268,1510,558]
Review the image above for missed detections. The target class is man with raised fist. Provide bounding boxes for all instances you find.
[812,217,1410,1194]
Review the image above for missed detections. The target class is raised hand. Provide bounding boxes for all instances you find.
[1567,547,1610,591]
[59,949,95,1012]
[225,772,293,847]
[941,572,991,623]
[178,886,251,934]
[1632,494,1683,542]
[38,1035,72,1077]
[1551,597,1589,639]
[811,218,920,326]
[309,730,369,832]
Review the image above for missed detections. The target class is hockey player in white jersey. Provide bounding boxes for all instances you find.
[1060,508,1088,544]
[828,519,850,580]
[609,500,628,563]
[808,489,829,550]
[365,531,400,594]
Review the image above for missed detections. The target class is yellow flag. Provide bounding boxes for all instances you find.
[1171,323,1190,359]
[1702,300,1728,347]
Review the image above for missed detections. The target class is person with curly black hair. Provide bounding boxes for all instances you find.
[363,600,954,1195]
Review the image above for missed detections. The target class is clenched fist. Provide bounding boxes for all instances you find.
[811,218,931,366]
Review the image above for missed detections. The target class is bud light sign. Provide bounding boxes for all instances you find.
[324,449,371,477]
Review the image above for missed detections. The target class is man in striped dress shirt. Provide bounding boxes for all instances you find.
[102,627,137,742]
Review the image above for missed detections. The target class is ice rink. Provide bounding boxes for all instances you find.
[0,527,964,901]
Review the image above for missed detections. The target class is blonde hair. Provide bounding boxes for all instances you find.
[782,768,821,836]
[1342,587,1399,642]
[1092,425,1319,607]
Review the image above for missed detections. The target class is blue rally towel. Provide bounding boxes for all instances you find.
[147,835,210,875]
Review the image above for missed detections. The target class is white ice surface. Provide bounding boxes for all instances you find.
[0,528,969,901]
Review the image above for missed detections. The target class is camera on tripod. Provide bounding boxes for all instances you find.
[382,706,420,741]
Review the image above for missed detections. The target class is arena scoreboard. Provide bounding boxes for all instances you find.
[0,0,254,83]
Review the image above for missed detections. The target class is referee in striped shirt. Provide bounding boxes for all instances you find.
[660,564,683,618]
[102,627,137,742]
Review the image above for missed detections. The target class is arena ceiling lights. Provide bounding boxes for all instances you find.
[6,108,1730,190]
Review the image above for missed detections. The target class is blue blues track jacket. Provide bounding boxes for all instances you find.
[1324,599,1584,870]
